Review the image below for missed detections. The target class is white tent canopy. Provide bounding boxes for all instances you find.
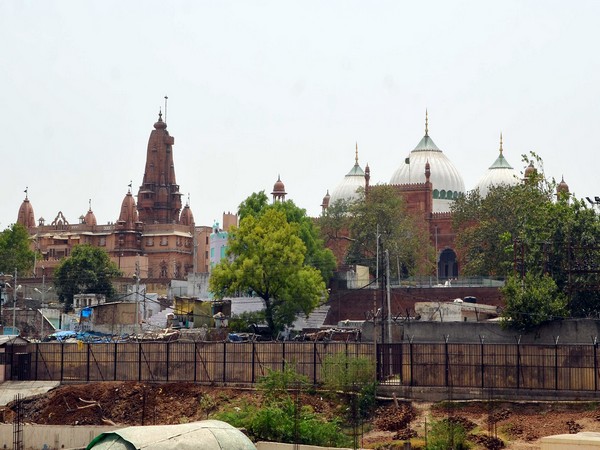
[86,420,256,450]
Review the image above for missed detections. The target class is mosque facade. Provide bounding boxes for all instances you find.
[322,113,556,280]
[16,112,208,280]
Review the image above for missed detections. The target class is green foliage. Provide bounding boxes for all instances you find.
[426,418,469,450]
[347,185,434,278]
[53,244,121,311]
[227,310,266,333]
[500,273,568,331]
[0,224,36,276]
[217,367,350,447]
[258,365,310,401]
[321,353,376,392]
[210,207,328,337]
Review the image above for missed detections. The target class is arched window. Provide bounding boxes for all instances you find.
[433,189,439,199]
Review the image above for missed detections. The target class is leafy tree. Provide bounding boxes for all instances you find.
[347,185,434,278]
[54,244,121,311]
[500,272,568,331]
[209,208,327,337]
[237,191,336,282]
[0,224,36,276]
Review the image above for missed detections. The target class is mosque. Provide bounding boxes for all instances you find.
[318,112,564,279]
[16,112,208,280]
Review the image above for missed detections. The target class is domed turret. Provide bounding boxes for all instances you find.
[271,175,287,202]
[83,200,97,226]
[524,161,537,180]
[17,188,35,229]
[329,143,366,206]
[321,190,331,212]
[557,176,570,199]
[180,197,195,226]
[473,134,520,197]
[390,112,464,212]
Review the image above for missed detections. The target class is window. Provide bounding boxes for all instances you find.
[99,237,106,246]
[146,237,154,246]
[160,236,168,246]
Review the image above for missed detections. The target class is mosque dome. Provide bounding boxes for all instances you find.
[328,144,366,206]
[524,161,537,179]
[390,113,465,213]
[473,134,520,197]
[17,190,35,229]
[557,176,570,196]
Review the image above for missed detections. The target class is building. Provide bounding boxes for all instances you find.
[17,111,206,281]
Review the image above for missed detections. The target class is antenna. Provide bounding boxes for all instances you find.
[164,95,168,123]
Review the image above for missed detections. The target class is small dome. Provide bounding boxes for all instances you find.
[180,203,195,226]
[17,192,36,229]
[473,135,520,197]
[329,144,366,205]
[154,110,167,130]
[390,113,465,212]
[557,176,569,195]
[524,161,536,179]
[272,175,286,195]
[84,202,97,226]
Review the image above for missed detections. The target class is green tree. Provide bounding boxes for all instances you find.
[500,272,568,331]
[237,191,336,282]
[0,224,36,275]
[347,185,434,278]
[209,208,327,337]
[54,245,121,311]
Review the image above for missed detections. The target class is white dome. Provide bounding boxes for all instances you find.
[328,145,366,205]
[473,138,520,197]
[390,131,465,213]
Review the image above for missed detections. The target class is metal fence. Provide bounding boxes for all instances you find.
[13,341,600,392]
[22,341,375,385]
[379,341,600,391]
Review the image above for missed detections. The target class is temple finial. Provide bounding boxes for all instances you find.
[128,180,132,193]
[24,186,28,200]
[425,109,429,136]
[89,198,92,211]
[158,107,162,121]
[499,133,503,155]
[355,142,359,165]
[187,193,190,206]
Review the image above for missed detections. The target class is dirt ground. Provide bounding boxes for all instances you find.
[4,381,600,449]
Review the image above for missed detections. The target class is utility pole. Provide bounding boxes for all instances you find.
[135,260,142,333]
[385,250,392,344]
[375,224,380,290]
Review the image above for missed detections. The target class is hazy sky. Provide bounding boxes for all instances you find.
[2,1,600,230]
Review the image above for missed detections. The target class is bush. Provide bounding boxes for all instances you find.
[427,418,469,450]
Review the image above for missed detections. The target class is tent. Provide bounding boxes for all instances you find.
[86,420,256,450]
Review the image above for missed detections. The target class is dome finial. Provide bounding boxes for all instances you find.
[89,198,92,211]
[499,133,503,155]
[355,142,359,165]
[24,186,28,200]
[158,108,163,121]
[425,109,429,136]
[128,180,132,194]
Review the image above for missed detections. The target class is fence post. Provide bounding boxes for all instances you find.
[113,343,118,381]
[479,335,485,389]
[166,342,170,382]
[138,342,142,382]
[86,343,90,382]
[444,335,450,387]
[35,343,39,381]
[409,336,414,387]
[313,342,317,385]
[515,335,521,390]
[222,342,227,383]
[251,342,256,384]
[60,342,65,383]
[554,336,560,391]
[593,337,598,391]
[193,342,198,383]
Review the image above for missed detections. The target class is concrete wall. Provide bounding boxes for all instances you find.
[402,319,600,344]
[0,424,119,450]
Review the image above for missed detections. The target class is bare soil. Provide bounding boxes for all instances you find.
[4,382,600,449]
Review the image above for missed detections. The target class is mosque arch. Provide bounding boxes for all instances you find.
[438,248,458,279]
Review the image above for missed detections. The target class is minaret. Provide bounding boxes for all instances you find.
[137,110,182,224]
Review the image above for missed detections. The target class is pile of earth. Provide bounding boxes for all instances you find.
[4,381,600,449]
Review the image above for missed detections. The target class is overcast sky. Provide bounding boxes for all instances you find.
[2,1,599,230]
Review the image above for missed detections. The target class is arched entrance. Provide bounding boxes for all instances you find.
[438,248,458,279]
